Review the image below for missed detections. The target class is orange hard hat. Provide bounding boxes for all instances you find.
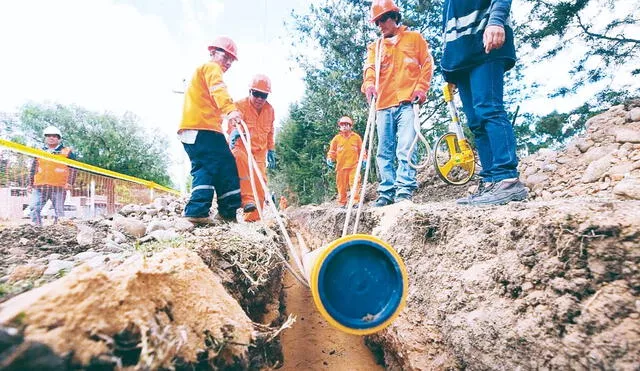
[370,0,400,22]
[250,74,271,93]
[208,36,238,61]
[338,116,353,125]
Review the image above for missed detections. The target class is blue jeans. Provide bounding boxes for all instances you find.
[182,130,241,219]
[450,60,519,182]
[31,186,66,225]
[376,103,418,201]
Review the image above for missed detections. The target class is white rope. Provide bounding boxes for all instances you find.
[340,38,384,237]
[408,103,432,169]
[234,121,309,287]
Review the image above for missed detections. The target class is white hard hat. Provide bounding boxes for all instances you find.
[43,126,62,137]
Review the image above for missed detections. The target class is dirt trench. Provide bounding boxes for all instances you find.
[287,198,640,370]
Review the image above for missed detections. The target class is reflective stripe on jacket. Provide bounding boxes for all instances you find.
[327,131,365,170]
[179,61,236,133]
[232,98,275,157]
[362,26,434,110]
[33,147,72,187]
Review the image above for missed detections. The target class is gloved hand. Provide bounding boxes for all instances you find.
[326,158,335,169]
[365,86,376,104]
[267,150,276,169]
[226,110,242,126]
[229,129,240,149]
[411,90,427,104]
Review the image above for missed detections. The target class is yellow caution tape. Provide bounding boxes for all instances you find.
[0,138,180,196]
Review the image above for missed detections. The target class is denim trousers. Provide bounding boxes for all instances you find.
[451,60,519,182]
[376,103,418,201]
[31,186,66,225]
[182,130,241,219]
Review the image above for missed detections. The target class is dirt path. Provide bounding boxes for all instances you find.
[280,270,384,370]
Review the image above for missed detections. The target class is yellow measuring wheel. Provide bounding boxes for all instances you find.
[433,84,476,185]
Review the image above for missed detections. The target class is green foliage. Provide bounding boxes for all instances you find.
[6,102,172,187]
[276,0,449,204]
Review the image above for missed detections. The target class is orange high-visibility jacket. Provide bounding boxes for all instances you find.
[232,98,275,157]
[327,131,365,170]
[179,61,236,133]
[362,26,434,110]
[33,147,72,187]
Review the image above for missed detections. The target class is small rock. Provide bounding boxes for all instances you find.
[173,218,195,232]
[575,139,594,153]
[114,217,147,238]
[627,107,640,122]
[19,238,29,245]
[145,208,159,217]
[76,225,95,246]
[46,253,62,261]
[111,230,128,244]
[146,220,169,235]
[7,264,46,283]
[85,255,107,269]
[75,250,100,262]
[613,176,640,200]
[610,127,640,143]
[119,204,142,216]
[44,260,74,276]
[524,173,549,188]
[153,198,169,210]
[581,156,612,183]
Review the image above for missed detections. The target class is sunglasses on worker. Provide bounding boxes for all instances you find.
[375,12,394,26]
[251,90,268,99]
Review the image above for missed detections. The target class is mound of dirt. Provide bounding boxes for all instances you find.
[519,103,640,201]
[287,196,640,370]
[0,248,253,369]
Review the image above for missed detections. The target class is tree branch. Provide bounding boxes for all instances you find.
[576,13,640,44]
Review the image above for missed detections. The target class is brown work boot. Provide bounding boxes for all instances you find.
[185,216,216,225]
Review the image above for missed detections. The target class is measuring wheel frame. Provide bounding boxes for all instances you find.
[432,132,476,185]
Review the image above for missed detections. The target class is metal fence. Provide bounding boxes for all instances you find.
[0,139,179,224]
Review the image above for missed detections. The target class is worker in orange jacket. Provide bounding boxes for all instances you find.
[228,74,276,222]
[178,36,243,224]
[28,126,77,226]
[362,0,433,207]
[278,195,288,210]
[326,116,367,208]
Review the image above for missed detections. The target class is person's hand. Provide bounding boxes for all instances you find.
[64,183,72,190]
[226,110,242,126]
[27,186,32,193]
[365,86,376,104]
[483,25,505,53]
[229,129,240,149]
[326,158,335,169]
[411,90,426,104]
[267,150,276,169]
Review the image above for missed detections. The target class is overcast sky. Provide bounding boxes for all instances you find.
[0,0,308,187]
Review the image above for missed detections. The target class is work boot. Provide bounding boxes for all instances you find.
[469,178,528,206]
[215,212,238,224]
[243,202,257,213]
[185,216,216,225]
[373,197,393,207]
[456,180,493,205]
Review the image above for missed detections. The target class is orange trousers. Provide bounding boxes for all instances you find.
[232,146,267,222]
[336,167,360,205]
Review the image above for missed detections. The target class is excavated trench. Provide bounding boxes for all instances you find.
[286,197,640,370]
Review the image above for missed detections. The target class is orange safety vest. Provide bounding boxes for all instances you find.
[327,131,365,170]
[179,61,236,134]
[362,26,434,110]
[33,147,72,187]
[232,98,275,157]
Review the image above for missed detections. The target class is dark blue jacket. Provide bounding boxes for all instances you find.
[441,0,516,80]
